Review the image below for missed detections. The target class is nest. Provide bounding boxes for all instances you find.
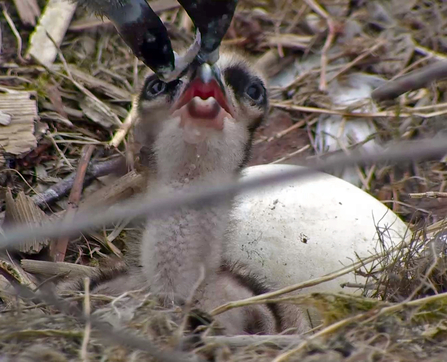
[1,0,447,360]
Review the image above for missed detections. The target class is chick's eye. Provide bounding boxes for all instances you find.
[147,79,167,96]
[246,83,264,102]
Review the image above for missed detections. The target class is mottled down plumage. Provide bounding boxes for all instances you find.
[60,51,309,335]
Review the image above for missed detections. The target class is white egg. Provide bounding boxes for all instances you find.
[225,164,410,296]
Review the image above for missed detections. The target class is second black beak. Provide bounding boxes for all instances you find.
[178,0,238,65]
[76,0,238,80]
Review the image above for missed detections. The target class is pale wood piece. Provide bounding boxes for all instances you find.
[0,90,38,166]
[26,0,77,67]
[21,259,98,278]
[0,257,37,309]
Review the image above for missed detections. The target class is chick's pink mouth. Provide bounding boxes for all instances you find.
[173,79,233,116]
[171,79,234,133]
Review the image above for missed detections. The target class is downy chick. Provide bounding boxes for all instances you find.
[132,51,308,335]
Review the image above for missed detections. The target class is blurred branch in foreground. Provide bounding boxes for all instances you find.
[2,138,447,250]
[372,61,447,101]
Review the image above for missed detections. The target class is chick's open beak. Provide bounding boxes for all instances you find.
[172,64,235,136]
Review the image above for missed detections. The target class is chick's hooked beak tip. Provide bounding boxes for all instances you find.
[172,63,234,118]
[170,63,235,144]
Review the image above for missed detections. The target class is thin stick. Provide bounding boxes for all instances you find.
[303,0,335,92]
[392,55,433,80]
[80,278,91,362]
[132,57,139,92]
[51,145,95,262]
[409,191,447,198]
[69,145,95,204]
[272,312,365,362]
[271,102,413,118]
[273,117,311,139]
[273,292,447,362]
[32,157,124,208]
[270,144,311,164]
[253,116,311,146]
[405,241,439,301]
[109,99,138,148]
[176,264,206,337]
[47,133,74,170]
[414,44,447,61]
[2,5,25,63]
[327,40,385,84]
[374,290,447,318]
[362,165,376,191]
[210,253,384,316]
[319,24,336,92]
[380,200,430,214]
[407,102,447,111]
[275,102,447,119]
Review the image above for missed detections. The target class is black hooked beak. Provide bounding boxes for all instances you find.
[76,0,175,79]
[76,0,237,80]
[178,0,238,65]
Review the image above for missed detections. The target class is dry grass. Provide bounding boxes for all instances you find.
[2,0,447,361]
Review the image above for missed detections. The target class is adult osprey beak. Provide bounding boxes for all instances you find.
[172,63,235,139]
[177,0,238,65]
